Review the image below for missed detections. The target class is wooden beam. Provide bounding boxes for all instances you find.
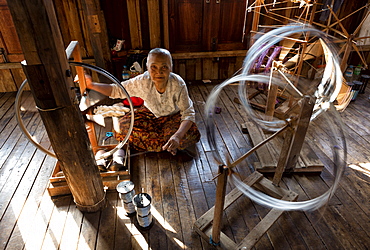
[0,59,95,70]
[127,0,142,49]
[80,0,112,76]
[172,50,248,59]
[250,0,262,45]
[7,0,105,212]
[147,0,161,48]
[162,0,169,49]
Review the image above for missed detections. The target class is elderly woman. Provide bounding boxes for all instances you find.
[85,48,200,156]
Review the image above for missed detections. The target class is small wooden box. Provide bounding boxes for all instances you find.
[47,144,130,197]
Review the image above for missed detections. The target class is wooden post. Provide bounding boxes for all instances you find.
[162,0,170,49]
[8,0,105,212]
[273,96,315,185]
[80,0,112,76]
[127,0,142,49]
[250,0,261,45]
[211,165,228,245]
[148,0,161,48]
[265,84,279,120]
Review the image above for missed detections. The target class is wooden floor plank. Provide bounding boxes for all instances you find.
[0,114,47,217]
[299,175,363,249]
[40,195,72,250]
[0,109,45,188]
[0,94,37,167]
[158,154,185,249]
[188,84,212,152]
[170,157,203,249]
[0,93,16,128]
[0,146,52,248]
[5,154,56,249]
[0,84,369,250]
[144,153,167,249]
[96,192,119,250]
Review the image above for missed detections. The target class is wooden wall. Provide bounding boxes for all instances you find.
[0,0,107,92]
[1,0,370,92]
[0,0,26,92]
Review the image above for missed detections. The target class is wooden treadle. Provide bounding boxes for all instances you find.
[194,171,298,249]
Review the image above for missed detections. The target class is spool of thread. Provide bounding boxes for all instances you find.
[109,148,126,171]
[137,212,153,228]
[133,193,153,228]
[113,148,125,165]
[123,201,136,215]
[95,149,107,171]
[117,181,136,215]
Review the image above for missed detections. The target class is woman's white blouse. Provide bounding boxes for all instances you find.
[109,71,195,123]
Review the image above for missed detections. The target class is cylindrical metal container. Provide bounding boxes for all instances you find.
[117,181,136,215]
[360,74,370,94]
[133,193,153,228]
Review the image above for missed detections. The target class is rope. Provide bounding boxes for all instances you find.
[74,188,107,211]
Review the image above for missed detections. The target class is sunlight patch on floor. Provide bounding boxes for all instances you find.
[150,205,176,234]
[117,205,187,249]
[117,206,149,249]
[349,163,370,178]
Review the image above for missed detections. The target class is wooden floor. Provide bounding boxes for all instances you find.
[0,82,370,250]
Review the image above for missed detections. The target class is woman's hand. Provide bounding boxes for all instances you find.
[162,134,181,155]
[74,73,93,89]
[74,73,113,96]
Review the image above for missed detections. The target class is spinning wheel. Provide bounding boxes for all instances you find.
[15,62,134,158]
[15,42,135,195]
[194,25,347,249]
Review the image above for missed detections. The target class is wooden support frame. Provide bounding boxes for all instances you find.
[272,96,316,185]
[244,94,324,175]
[194,171,298,249]
[195,91,320,248]
[47,41,131,197]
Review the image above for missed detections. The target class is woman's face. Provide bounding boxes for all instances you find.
[147,54,172,87]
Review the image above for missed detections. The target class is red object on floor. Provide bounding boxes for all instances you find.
[123,97,144,107]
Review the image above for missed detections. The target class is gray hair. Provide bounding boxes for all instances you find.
[147,48,173,68]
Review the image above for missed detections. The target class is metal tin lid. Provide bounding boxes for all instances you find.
[133,193,151,208]
[116,180,135,194]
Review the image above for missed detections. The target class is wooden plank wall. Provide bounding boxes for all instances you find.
[173,56,245,82]
[2,0,370,92]
[0,1,26,92]
[0,0,97,92]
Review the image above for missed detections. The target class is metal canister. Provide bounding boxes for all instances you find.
[116,181,136,215]
[133,193,153,228]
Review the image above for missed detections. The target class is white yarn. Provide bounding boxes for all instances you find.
[94,104,130,117]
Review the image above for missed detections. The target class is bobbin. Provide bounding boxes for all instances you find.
[117,181,136,216]
[133,193,153,229]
